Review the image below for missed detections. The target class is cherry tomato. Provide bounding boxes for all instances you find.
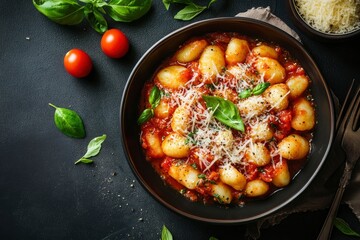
[63,49,92,78]
[101,29,129,58]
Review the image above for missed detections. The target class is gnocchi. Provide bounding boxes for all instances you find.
[199,45,226,83]
[138,32,316,205]
[291,97,315,131]
[157,65,191,90]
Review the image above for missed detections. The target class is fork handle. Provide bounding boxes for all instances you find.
[317,164,352,240]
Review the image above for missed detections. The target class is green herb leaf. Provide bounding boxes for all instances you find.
[207,0,217,8]
[202,95,245,132]
[49,103,86,138]
[161,225,173,240]
[334,217,360,237]
[84,5,108,33]
[198,173,206,179]
[239,89,251,99]
[74,158,93,164]
[149,86,161,109]
[137,108,154,125]
[252,82,270,95]
[82,134,107,158]
[75,134,107,165]
[174,3,206,21]
[33,0,85,25]
[105,0,152,22]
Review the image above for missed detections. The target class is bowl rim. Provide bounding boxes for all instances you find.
[288,0,360,40]
[120,17,335,223]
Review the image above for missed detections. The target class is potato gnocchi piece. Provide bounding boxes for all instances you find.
[225,38,249,65]
[157,65,190,90]
[168,162,200,189]
[272,160,291,187]
[175,39,208,63]
[255,57,286,84]
[219,165,247,191]
[252,45,278,59]
[249,121,274,142]
[286,75,309,99]
[171,106,190,134]
[143,130,164,159]
[211,182,233,204]
[154,98,170,119]
[291,97,315,131]
[245,142,271,166]
[245,179,269,197]
[237,95,267,119]
[161,132,190,158]
[199,45,225,83]
[263,83,290,112]
[278,134,310,160]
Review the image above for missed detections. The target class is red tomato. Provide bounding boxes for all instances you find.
[101,29,129,58]
[63,49,92,78]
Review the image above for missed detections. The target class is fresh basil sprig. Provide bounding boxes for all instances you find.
[75,134,107,164]
[334,217,360,237]
[239,82,270,99]
[49,103,86,138]
[202,95,245,132]
[161,225,173,240]
[137,86,161,125]
[33,0,152,33]
[162,0,217,21]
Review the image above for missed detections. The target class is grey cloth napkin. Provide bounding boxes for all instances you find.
[235,7,359,239]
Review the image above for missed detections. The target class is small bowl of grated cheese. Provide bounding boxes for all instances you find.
[288,0,360,41]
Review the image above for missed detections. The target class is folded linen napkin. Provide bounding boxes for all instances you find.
[235,7,359,239]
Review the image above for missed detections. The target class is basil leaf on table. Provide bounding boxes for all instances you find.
[174,3,206,21]
[49,103,86,138]
[104,0,152,22]
[75,134,107,165]
[33,0,85,25]
[163,0,216,21]
[202,95,245,132]
[84,5,108,33]
[161,225,173,240]
[334,217,360,237]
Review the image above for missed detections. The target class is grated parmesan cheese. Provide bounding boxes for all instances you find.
[295,0,360,34]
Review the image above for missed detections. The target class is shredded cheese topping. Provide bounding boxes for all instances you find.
[295,0,360,34]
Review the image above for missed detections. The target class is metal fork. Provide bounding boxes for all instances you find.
[317,83,360,240]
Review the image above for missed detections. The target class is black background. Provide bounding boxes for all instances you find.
[1,0,359,239]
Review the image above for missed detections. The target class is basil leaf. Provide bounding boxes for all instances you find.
[84,5,108,33]
[334,218,360,237]
[149,86,161,109]
[174,3,206,21]
[209,237,218,240]
[137,108,154,125]
[202,95,245,132]
[82,134,107,158]
[33,0,85,25]
[104,0,152,22]
[49,103,86,138]
[75,134,106,165]
[252,82,270,95]
[74,158,93,164]
[161,225,173,240]
[239,89,251,99]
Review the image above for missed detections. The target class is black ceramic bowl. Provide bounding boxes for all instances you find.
[288,0,360,41]
[120,17,334,224]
